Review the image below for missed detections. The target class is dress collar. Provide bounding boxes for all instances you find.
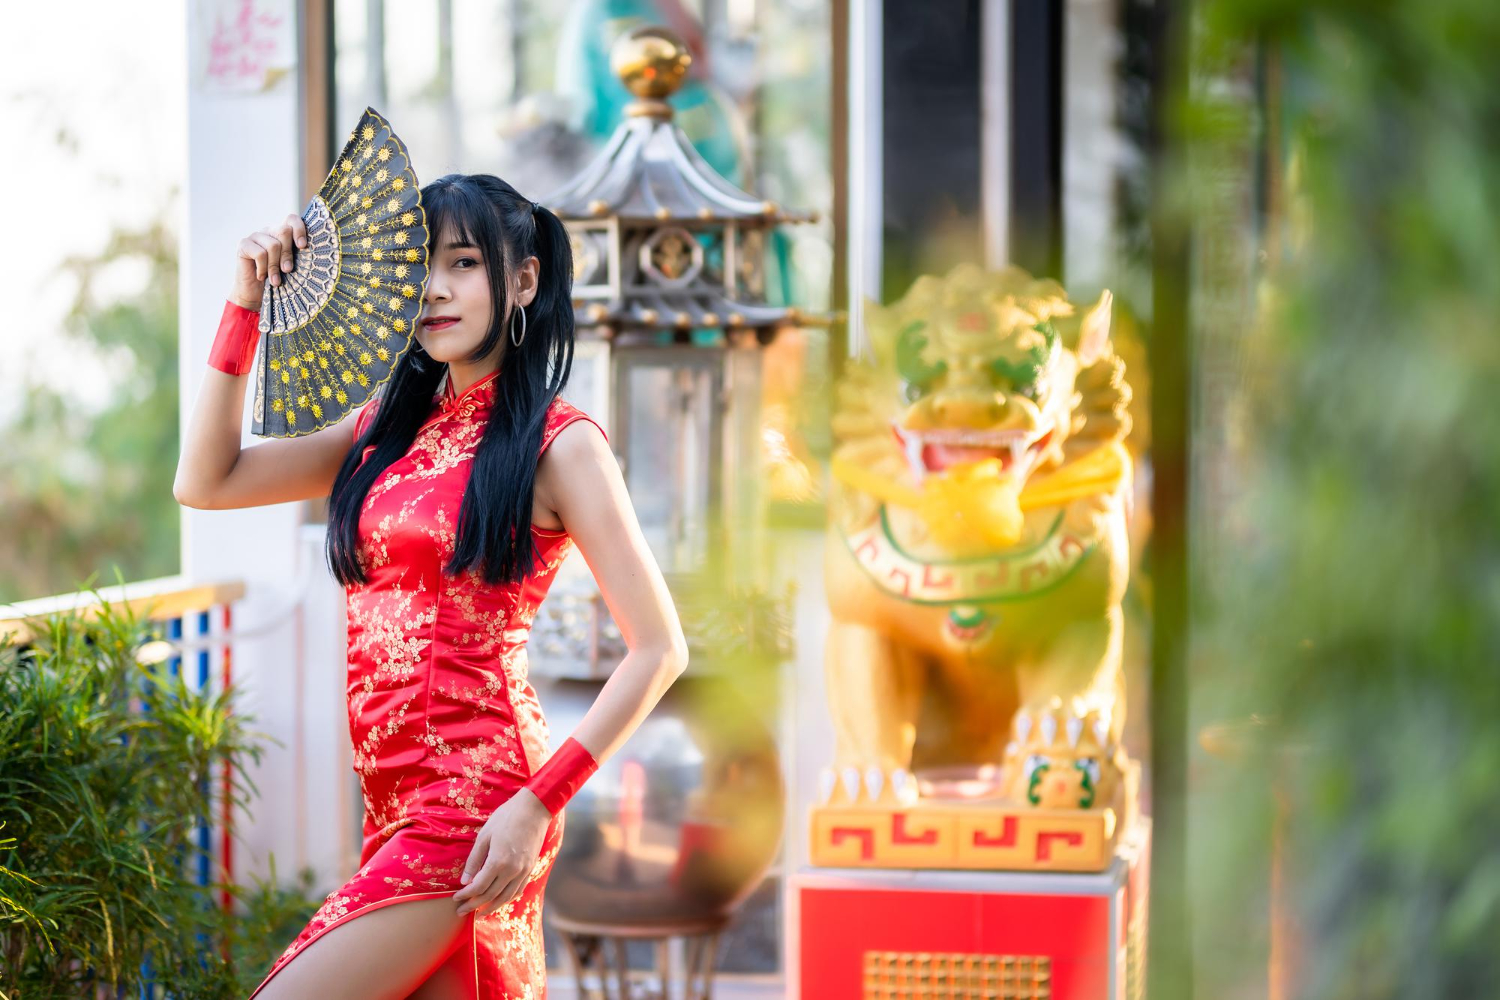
[437,367,501,415]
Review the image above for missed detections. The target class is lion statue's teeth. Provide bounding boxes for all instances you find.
[1015,712,1034,743]
[1009,437,1028,469]
[900,427,927,481]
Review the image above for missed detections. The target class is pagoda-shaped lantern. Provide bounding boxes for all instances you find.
[538,25,819,600]
[546,26,814,341]
[529,29,802,966]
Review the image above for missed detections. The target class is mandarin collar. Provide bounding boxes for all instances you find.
[436,367,501,415]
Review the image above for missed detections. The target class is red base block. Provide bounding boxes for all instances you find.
[791,820,1150,1000]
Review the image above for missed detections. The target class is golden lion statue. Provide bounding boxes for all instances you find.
[822,263,1134,812]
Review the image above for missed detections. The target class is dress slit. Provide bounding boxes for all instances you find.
[245,811,564,999]
[244,889,462,1000]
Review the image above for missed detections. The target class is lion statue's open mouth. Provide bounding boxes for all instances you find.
[893,425,1056,479]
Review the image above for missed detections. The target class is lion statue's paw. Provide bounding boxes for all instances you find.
[1001,699,1125,811]
[818,764,920,806]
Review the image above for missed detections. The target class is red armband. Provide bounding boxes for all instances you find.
[523,737,599,816]
[208,299,262,375]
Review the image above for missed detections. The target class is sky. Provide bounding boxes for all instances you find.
[0,3,187,422]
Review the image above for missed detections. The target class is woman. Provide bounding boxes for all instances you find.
[174,173,687,999]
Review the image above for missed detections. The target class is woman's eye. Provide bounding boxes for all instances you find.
[454,257,476,268]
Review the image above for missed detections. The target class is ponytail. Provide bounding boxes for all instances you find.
[528,203,576,394]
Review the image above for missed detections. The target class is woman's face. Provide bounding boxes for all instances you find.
[415,221,540,365]
[415,223,496,363]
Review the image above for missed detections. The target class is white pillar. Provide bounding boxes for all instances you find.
[180,0,348,893]
[1063,0,1122,291]
[981,0,1012,270]
[846,0,883,358]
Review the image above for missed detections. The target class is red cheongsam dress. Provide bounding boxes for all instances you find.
[247,368,605,1000]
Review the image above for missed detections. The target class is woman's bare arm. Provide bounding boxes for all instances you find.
[174,212,362,510]
[533,419,689,762]
[173,371,360,509]
[453,417,688,917]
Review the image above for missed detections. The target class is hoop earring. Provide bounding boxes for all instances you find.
[510,304,527,347]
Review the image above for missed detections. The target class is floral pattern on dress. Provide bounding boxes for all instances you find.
[246,371,607,1000]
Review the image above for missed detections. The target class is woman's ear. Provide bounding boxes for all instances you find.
[516,255,541,308]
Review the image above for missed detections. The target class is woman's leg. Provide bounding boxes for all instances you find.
[405,937,478,1000]
[252,896,469,1000]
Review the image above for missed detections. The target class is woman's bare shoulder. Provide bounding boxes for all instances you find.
[539,397,609,457]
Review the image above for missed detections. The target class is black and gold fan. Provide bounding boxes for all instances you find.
[250,107,429,437]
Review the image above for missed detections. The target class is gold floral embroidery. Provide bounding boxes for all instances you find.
[352,695,419,776]
[359,485,436,571]
[346,573,436,781]
[421,722,525,816]
[379,851,466,892]
[400,851,465,879]
[420,503,455,554]
[506,664,552,774]
[381,874,417,895]
[348,577,434,694]
[309,888,365,928]
[444,565,517,654]
[368,417,486,505]
[430,666,506,709]
[365,786,417,836]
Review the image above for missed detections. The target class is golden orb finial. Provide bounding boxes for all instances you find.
[611,26,691,110]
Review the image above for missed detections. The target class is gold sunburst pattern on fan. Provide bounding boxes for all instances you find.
[250,107,429,438]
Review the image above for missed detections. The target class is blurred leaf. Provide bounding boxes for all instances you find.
[1185,1,1500,994]
[0,212,181,605]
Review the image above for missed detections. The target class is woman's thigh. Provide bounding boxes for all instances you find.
[405,940,477,1000]
[253,896,469,1000]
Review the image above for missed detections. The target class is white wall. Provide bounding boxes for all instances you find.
[180,0,352,896]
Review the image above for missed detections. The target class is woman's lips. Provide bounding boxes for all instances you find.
[424,318,458,331]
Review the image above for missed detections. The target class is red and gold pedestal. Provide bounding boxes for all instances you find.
[790,820,1149,1000]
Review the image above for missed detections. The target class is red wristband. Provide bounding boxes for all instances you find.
[208,299,262,375]
[524,737,599,816]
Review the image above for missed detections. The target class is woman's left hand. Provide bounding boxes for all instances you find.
[453,788,552,916]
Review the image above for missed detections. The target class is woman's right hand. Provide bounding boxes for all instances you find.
[230,213,310,311]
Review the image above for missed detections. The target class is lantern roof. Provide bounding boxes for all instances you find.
[544,114,814,225]
[544,25,826,337]
[543,26,813,226]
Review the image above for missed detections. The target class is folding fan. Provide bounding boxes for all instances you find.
[250,107,429,437]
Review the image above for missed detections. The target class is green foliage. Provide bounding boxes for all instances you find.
[0,593,319,998]
[1186,1,1500,995]
[0,214,181,606]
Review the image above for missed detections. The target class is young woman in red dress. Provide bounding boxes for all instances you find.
[174,174,688,999]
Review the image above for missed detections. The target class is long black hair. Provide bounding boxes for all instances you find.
[324,173,576,588]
